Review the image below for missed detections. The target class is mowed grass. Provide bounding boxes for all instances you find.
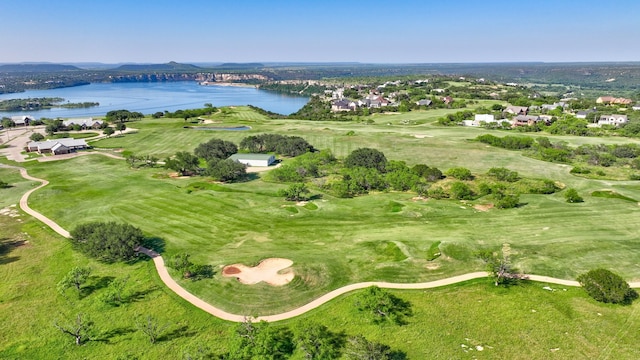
[2,213,639,358]
[23,119,640,315]
[3,105,640,357]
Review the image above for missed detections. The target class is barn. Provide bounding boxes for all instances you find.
[228,153,276,167]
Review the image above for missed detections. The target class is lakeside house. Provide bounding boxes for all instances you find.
[331,99,357,112]
[11,115,33,126]
[26,138,88,155]
[62,117,104,129]
[228,153,275,167]
[415,99,432,107]
[597,114,628,127]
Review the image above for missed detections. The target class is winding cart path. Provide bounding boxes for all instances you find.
[3,159,639,323]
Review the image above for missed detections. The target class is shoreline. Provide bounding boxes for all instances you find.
[199,81,257,88]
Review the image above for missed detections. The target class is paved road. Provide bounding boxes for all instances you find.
[4,157,639,323]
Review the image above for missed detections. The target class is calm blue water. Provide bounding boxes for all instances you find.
[0,82,308,118]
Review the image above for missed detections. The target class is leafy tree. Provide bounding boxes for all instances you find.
[228,319,295,360]
[278,183,310,201]
[449,181,473,200]
[564,188,583,203]
[206,158,247,182]
[445,167,473,180]
[295,322,344,360]
[103,127,115,137]
[30,132,44,141]
[116,122,126,134]
[53,313,95,346]
[166,253,215,280]
[343,335,393,360]
[57,266,92,297]
[194,138,238,161]
[100,276,129,306]
[136,315,170,344]
[106,109,133,123]
[70,222,144,262]
[577,268,638,305]
[344,148,388,172]
[480,252,528,286]
[165,151,200,176]
[354,286,412,325]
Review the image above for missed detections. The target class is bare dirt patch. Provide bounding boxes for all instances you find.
[222,258,294,286]
[474,203,494,212]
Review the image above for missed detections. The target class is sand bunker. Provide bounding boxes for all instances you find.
[222,258,294,286]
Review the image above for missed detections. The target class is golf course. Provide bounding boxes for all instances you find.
[1,106,639,359]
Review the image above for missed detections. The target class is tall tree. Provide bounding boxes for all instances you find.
[354,286,412,325]
[194,138,238,161]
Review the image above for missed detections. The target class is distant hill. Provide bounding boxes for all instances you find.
[217,63,265,69]
[113,61,201,71]
[0,63,82,72]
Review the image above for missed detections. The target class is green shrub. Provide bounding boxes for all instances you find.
[570,166,591,174]
[577,268,638,304]
[630,174,640,180]
[445,167,473,180]
[487,167,519,182]
[450,181,473,200]
[564,188,583,203]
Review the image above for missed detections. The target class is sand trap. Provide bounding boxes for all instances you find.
[222,258,294,286]
[474,203,494,212]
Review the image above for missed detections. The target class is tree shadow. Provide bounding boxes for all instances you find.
[81,275,114,298]
[142,236,165,254]
[389,350,409,360]
[94,326,137,343]
[309,193,324,200]
[0,239,25,265]
[157,324,197,342]
[126,285,160,303]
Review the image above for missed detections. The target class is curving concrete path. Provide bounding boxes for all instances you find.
[3,158,639,323]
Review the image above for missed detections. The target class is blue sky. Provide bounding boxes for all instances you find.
[2,0,639,63]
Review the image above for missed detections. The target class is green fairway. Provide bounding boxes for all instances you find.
[3,106,640,358]
[20,107,640,315]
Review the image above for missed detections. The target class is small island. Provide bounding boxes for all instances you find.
[0,97,99,111]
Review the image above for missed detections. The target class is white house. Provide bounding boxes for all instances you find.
[463,114,498,127]
[62,117,104,129]
[228,153,275,167]
[598,114,628,127]
[26,138,88,155]
[632,104,640,111]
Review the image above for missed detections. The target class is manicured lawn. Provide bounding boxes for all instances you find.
[20,107,640,314]
[2,106,640,358]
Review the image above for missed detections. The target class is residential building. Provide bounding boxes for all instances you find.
[597,114,628,127]
[228,153,275,167]
[26,138,88,155]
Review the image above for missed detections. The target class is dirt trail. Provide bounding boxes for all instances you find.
[4,157,639,323]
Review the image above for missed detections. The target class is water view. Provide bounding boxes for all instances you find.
[0,82,309,119]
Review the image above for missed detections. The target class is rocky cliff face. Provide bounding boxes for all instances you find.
[106,72,271,83]
[195,73,270,82]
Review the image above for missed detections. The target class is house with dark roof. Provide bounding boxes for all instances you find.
[512,115,541,127]
[11,115,33,126]
[504,106,528,115]
[576,109,596,119]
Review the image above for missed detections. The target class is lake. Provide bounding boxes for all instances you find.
[0,82,309,119]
